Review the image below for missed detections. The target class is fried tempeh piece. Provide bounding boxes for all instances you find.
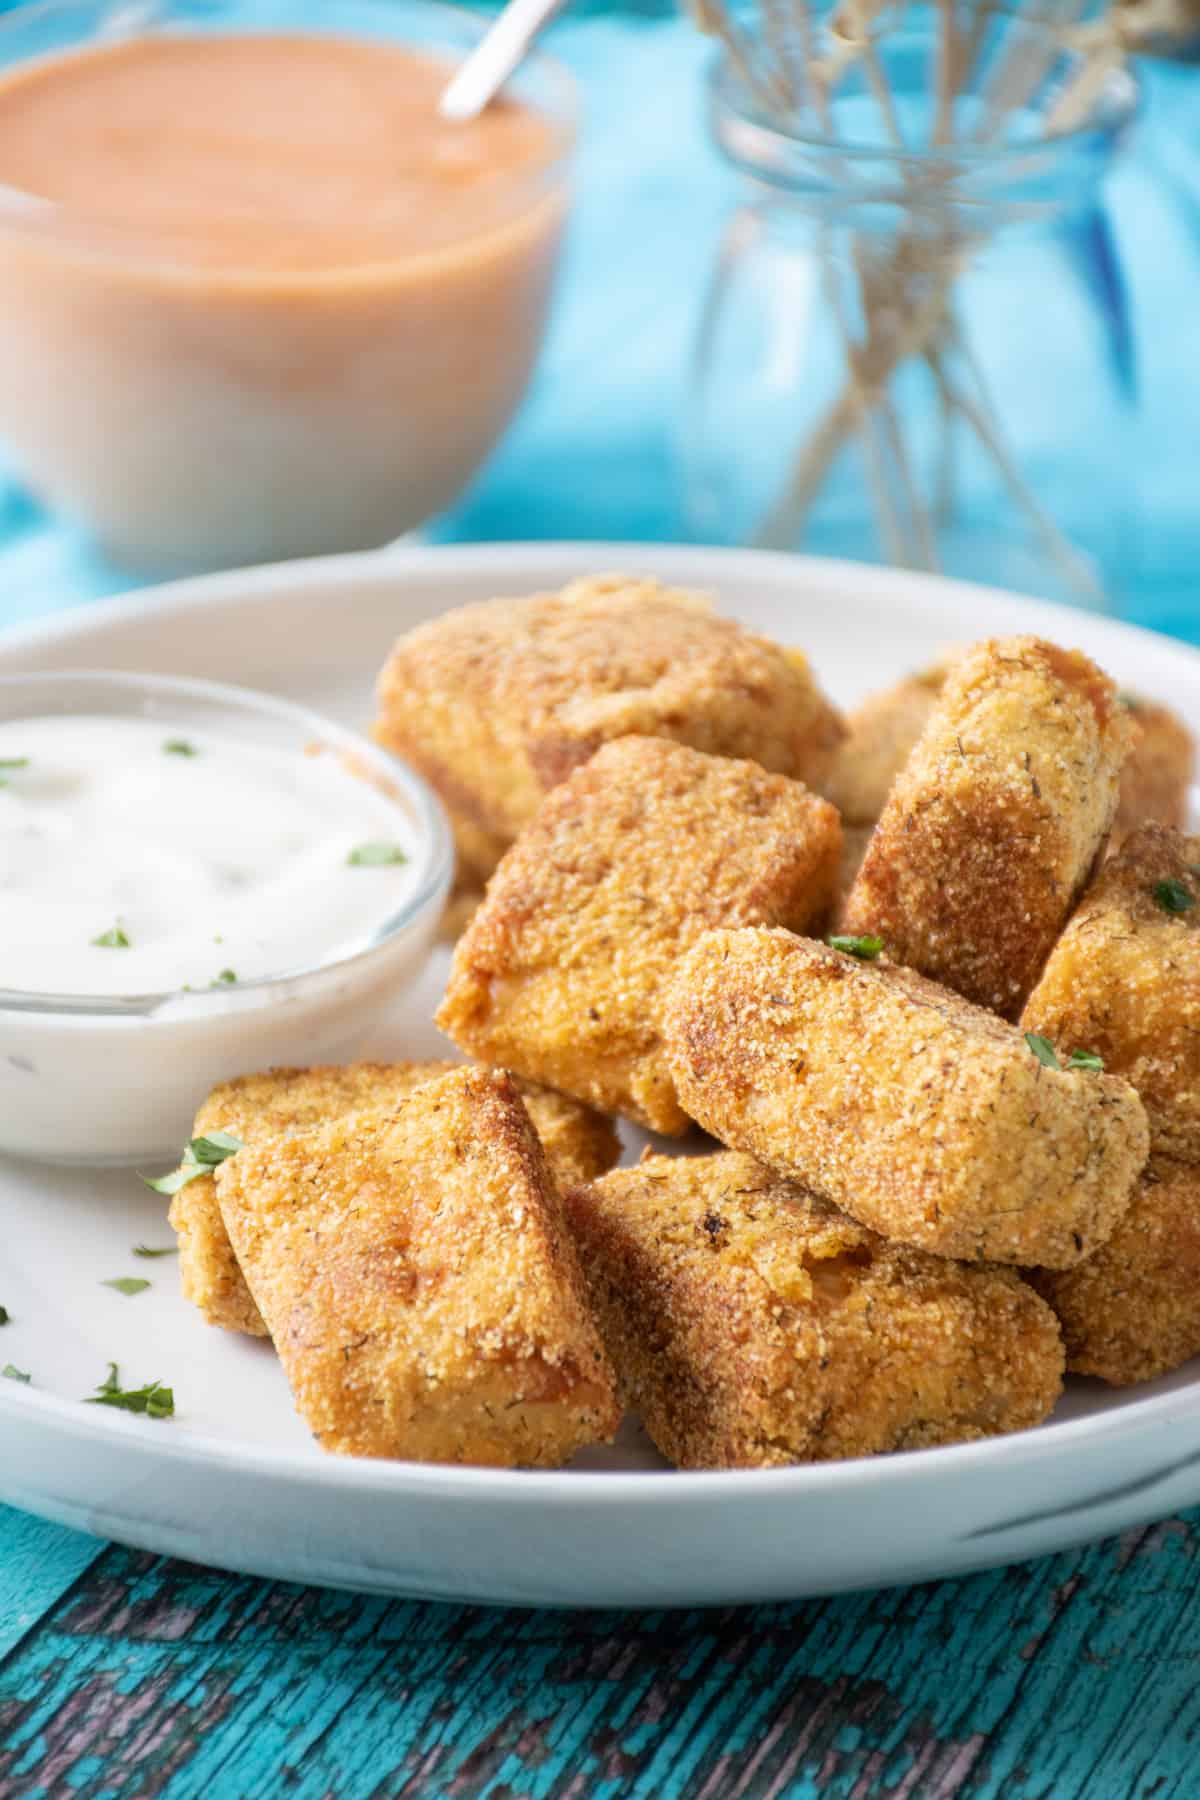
[170,1060,620,1337]
[1112,694,1195,848]
[215,1067,620,1465]
[437,736,842,1134]
[1029,1159,1200,1387]
[1021,825,1200,1159]
[841,636,1130,1017]
[564,1151,1063,1468]
[822,664,946,825]
[663,927,1149,1267]
[374,573,843,884]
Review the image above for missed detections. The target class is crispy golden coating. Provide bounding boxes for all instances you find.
[171,1060,620,1336]
[215,1067,620,1465]
[438,882,484,945]
[822,667,944,825]
[374,573,843,884]
[663,927,1149,1267]
[836,823,876,913]
[1030,1159,1200,1386]
[1113,694,1195,847]
[841,637,1130,1017]
[564,1151,1063,1468]
[1021,825,1200,1158]
[437,736,842,1134]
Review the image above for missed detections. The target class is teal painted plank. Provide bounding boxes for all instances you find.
[2,1522,1199,1799]
[0,1506,104,1662]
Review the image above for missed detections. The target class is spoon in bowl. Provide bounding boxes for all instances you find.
[438,0,568,121]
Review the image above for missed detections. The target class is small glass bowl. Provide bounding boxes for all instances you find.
[0,671,453,1166]
[0,0,577,573]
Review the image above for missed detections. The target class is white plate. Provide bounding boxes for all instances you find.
[2,542,1199,1609]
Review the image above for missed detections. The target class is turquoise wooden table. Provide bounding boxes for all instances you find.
[2,18,1200,1800]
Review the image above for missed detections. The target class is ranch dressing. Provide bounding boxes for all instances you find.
[0,715,422,996]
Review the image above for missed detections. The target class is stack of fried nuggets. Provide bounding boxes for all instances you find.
[172,580,1196,1471]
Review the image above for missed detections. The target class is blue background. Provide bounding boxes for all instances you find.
[1,17,1200,1799]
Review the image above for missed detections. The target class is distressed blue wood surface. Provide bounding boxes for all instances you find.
[2,1507,1200,1797]
[2,14,1200,1798]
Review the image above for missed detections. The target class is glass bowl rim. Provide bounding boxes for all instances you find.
[709,31,1141,171]
[0,667,454,1018]
[0,0,578,251]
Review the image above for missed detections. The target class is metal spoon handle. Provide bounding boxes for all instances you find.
[438,0,567,122]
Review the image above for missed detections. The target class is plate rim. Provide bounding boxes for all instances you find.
[3,537,1198,1508]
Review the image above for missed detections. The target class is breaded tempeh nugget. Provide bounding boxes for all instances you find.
[437,737,842,1134]
[1021,826,1200,1158]
[663,927,1148,1267]
[822,665,945,826]
[564,1151,1063,1468]
[1112,694,1195,848]
[215,1067,620,1465]
[374,573,843,884]
[1029,1159,1200,1387]
[841,637,1130,1017]
[171,1060,619,1337]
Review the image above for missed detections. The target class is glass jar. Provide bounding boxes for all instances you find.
[682,34,1140,609]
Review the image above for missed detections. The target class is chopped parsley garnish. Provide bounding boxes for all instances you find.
[102,1277,150,1298]
[133,1244,178,1259]
[163,739,198,757]
[1153,878,1195,916]
[1025,1033,1061,1069]
[0,757,28,768]
[211,969,237,987]
[92,924,130,948]
[2,1363,29,1384]
[347,842,408,867]
[1025,1033,1103,1073]
[84,1364,173,1419]
[1117,692,1141,711]
[142,1130,243,1195]
[0,1306,8,1325]
[827,933,884,961]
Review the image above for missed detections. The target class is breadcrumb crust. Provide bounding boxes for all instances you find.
[171,1061,619,1336]
[841,637,1130,1016]
[1021,825,1200,1159]
[1031,1159,1200,1386]
[663,926,1149,1267]
[374,573,843,883]
[565,1151,1063,1468]
[215,1067,620,1465]
[437,736,842,1133]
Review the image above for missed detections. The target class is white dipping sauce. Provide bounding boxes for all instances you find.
[0,715,423,995]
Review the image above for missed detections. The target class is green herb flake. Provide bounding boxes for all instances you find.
[0,757,28,769]
[2,1363,30,1384]
[347,842,408,868]
[84,1367,173,1419]
[1067,1049,1105,1072]
[133,1244,178,1260]
[1117,692,1141,712]
[163,739,198,757]
[210,969,237,987]
[827,933,884,961]
[0,1305,8,1326]
[102,1277,150,1298]
[1024,1032,1061,1070]
[1153,878,1195,916]
[142,1130,243,1195]
[91,924,130,949]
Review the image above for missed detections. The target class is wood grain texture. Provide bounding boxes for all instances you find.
[2,1505,1200,1799]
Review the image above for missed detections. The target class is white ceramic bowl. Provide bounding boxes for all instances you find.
[0,670,452,1165]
